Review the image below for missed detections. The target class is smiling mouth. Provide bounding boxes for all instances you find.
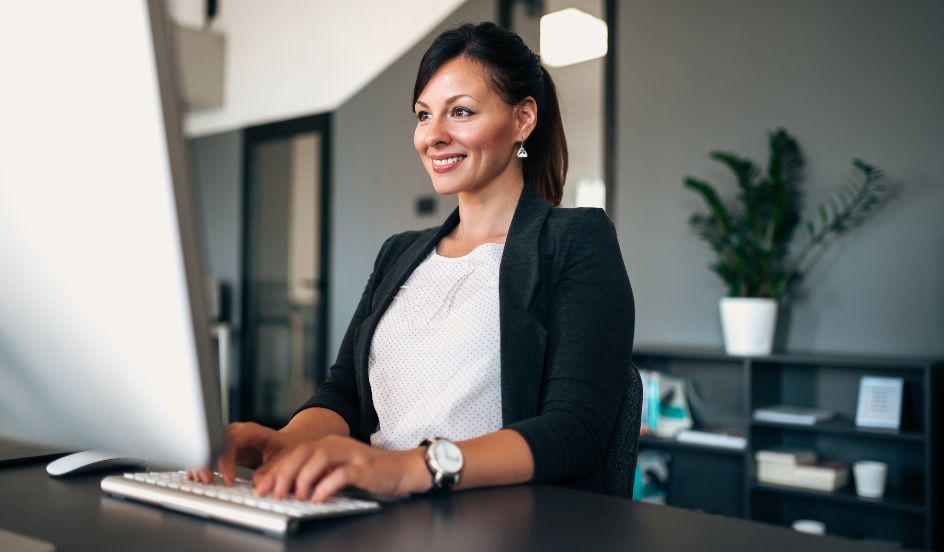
[431,155,466,173]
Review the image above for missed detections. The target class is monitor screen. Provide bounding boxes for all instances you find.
[0,0,224,468]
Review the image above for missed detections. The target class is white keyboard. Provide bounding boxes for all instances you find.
[101,471,381,536]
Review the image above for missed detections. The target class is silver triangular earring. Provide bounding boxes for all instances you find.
[516,140,528,158]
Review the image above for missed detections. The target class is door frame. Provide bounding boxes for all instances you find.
[239,113,332,425]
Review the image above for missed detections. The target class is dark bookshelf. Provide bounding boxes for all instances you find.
[750,418,925,442]
[633,347,942,550]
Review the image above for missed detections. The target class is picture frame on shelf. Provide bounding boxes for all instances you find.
[855,376,904,430]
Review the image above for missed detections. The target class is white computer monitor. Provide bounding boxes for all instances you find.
[0,0,225,468]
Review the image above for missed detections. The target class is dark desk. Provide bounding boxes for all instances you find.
[0,461,895,551]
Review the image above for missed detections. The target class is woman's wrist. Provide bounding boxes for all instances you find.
[396,447,432,495]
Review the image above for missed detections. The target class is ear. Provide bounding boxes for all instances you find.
[514,96,538,141]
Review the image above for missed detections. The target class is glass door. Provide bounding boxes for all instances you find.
[240,115,331,427]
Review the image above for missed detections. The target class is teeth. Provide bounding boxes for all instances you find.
[432,156,465,166]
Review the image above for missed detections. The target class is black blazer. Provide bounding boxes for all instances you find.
[297,184,635,491]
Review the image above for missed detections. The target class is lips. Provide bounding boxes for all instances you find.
[430,154,467,173]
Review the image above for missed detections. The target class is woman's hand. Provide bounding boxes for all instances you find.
[251,435,431,502]
[187,421,291,485]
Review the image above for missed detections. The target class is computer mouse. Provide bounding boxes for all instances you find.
[46,450,147,477]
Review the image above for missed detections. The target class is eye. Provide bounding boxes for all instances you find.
[452,107,474,118]
[415,110,431,122]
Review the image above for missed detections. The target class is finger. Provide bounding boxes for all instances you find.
[218,423,251,484]
[312,465,364,503]
[254,445,314,498]
[252,452,290,497]
[219,423,270,484]
[293,449,344,500]
[270,448,313,499]
[193,467,213,485]
[251,447,287,484]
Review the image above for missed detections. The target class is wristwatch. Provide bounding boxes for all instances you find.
[421,437,464,494]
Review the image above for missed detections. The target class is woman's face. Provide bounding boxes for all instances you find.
[413,56,535,196]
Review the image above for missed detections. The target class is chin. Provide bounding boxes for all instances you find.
[429,176,471,196]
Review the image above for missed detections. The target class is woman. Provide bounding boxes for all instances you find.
[193,22,634,501]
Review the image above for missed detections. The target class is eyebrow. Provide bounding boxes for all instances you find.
[414,94,478,109]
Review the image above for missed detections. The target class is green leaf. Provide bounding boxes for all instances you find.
[684,177,734,234]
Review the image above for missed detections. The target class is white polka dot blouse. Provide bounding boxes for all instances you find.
[368,242,505,451]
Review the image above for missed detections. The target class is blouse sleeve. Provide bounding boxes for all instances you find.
[506,208,635,484]
[292,234,396,433]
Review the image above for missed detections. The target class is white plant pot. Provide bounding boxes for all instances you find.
[719,297,778,356]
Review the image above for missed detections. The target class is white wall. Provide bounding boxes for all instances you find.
[167,0,467,137]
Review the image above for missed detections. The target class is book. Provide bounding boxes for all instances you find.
[752,404,835,426]
[634,450,670,504]
[754,447,817,465]
[652,372,692,438]
[639,370,655,434]
[676,429,746,450]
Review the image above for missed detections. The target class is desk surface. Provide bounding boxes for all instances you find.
[0,461,894,552]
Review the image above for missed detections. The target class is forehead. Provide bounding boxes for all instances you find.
[416,56,498,104]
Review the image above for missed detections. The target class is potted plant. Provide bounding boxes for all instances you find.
[684,128,890,355]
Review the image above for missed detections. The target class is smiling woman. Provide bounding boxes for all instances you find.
[192,21,636,505]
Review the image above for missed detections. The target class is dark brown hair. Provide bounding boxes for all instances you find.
[412,22,568,206]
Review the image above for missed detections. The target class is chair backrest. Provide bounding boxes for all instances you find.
[599,362,643,498]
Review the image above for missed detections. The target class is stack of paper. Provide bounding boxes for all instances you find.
[755,448,849,492]
[676,429,746,450]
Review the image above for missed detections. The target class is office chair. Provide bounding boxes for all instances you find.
[600,362,643,498]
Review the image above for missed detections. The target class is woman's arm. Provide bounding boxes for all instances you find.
[251,428,534,500]
[504,208,634,483]
[280,407,350,442]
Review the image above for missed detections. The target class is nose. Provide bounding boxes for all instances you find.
[424,115,451,148]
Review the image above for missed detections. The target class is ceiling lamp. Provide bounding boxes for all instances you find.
[539,8,607,68]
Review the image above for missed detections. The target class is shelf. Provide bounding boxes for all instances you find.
[634,346,940,371]
[639,434,745,457]
[750,418,924,443]
[751,481,924,514]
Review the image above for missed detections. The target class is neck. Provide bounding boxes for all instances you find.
[453,171,523,243]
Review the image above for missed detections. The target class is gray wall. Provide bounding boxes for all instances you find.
[329,0,496,356]
[616,0,944,356]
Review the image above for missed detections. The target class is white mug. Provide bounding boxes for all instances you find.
[853,461,888,498]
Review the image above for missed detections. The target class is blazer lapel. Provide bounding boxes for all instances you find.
[499,186,551,424]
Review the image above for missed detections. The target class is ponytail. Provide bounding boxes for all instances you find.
[523,67,567,206]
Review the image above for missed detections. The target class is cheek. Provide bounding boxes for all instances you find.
[453,123,513,156]
[413,126,424,157]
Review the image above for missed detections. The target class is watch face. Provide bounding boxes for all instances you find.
[432,440,463,473]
